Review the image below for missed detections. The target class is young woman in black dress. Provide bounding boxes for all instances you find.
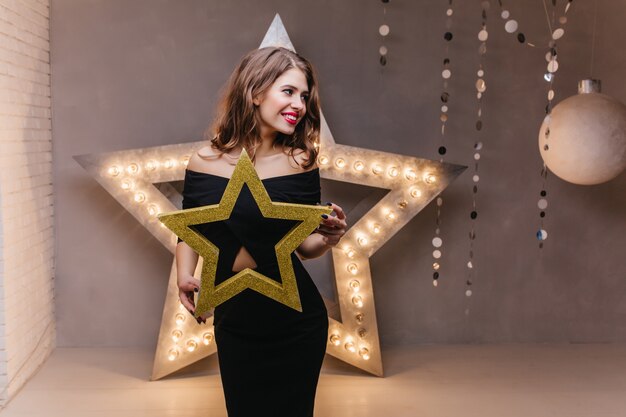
[175,47,347,417]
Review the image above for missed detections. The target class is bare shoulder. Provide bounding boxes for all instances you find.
[291,148,318,172]
[187,145,227,174]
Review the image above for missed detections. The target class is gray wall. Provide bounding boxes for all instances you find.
[52,0,626,347]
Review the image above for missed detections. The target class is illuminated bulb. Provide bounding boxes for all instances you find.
[387,166,399,177]
[424,173,437,184]
[385,211,396,221]
[203,332,214,345]
[353,161,365,171]
[405,169,417,180]
[186,339,198,352]
[352,295,364,308]
[181,156,190,166]
[345,247,356,259]
[372,165,383,175]
[433,262,440,270]
[355,313,364,323]
[357,236,368,247]
[164,159,175,169]
[171,329,183,342]
[433,280,438,287]
[329,334,341,346]
[335,158,346,169]
[345,341,356,353]
[134,192,145,203]
[145,160,159,171]
[359,348,371,360]
[347,263,358,275]
[175,313,185,325]
[318,155,329,165]
[410,187,422,198]
[167,348,179,361]
[121,179,133,190]
[371,223,381,234]
[349,280,361,291]
[126,163,139,174]
[147,204,159,216]
[107,165,121,177]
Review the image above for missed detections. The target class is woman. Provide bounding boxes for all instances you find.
[175,46,347,417]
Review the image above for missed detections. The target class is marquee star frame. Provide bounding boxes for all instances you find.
[74,14,465,379]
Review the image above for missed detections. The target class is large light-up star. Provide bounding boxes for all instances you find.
[158,149,332,315]
[74,14,465,380]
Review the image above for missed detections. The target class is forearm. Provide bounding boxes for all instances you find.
[296,232,332,260]
[176,241,199,279]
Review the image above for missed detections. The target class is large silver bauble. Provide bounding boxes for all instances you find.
[538,84,626,185]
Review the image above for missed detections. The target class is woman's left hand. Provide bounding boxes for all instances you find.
[317,202,347,247]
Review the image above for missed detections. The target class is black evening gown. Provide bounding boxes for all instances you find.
[181,167,328,417]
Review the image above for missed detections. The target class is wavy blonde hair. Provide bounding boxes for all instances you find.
[205,47,321,169]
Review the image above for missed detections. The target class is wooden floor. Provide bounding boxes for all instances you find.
[1,344,625,417]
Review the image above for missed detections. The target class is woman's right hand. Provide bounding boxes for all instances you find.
[178,274,203,322]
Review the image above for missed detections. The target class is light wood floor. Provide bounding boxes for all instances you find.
[1,344,625,417]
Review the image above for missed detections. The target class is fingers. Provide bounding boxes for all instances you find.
[325,202,346,220]
[179,290,195,313]
[320,214,347,230]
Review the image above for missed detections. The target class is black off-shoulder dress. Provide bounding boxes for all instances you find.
[181,167,328,417]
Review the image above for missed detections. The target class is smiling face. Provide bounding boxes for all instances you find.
[253,68,310,141]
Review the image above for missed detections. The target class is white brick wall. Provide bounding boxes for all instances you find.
[0,0,55,407]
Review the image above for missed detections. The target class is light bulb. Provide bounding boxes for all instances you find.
[359,347,371,360]
[329,334,341,346]
[405,169,417,180]
[181,156,190,166]
[372,164,383,175]
[349,280,360,291]
[134,192,145,203]
[358,328,367,338]
[371,223,381,234]
[387,166,399,177]
[147,204,159,216]
[175,313,185,325]
[126,163,139,174]
[397,200,408,210]
[203,332,213,345]
[318,155,329,165]
[433,262,440,270]
[335,158,346,169]
[145,160,159,171]
[121,179,133,190]
[345,341,356,353]
[344,247,356,259]
[186,339,198,352]
[424,173,437,184]
[352,295,364,308]
[171,329,183,342]
[164,159,175,169]
[357,236,368,247]
[167,348,179,361]
[347,263,358,275]
[355,313,364,323]
[385,211,396,221]
[107,165,121,177]
[353,161,364,171]
[410,187,422,198]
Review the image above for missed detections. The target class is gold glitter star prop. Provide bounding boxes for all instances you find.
[158,149,331,315]
[74,14,465,379]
